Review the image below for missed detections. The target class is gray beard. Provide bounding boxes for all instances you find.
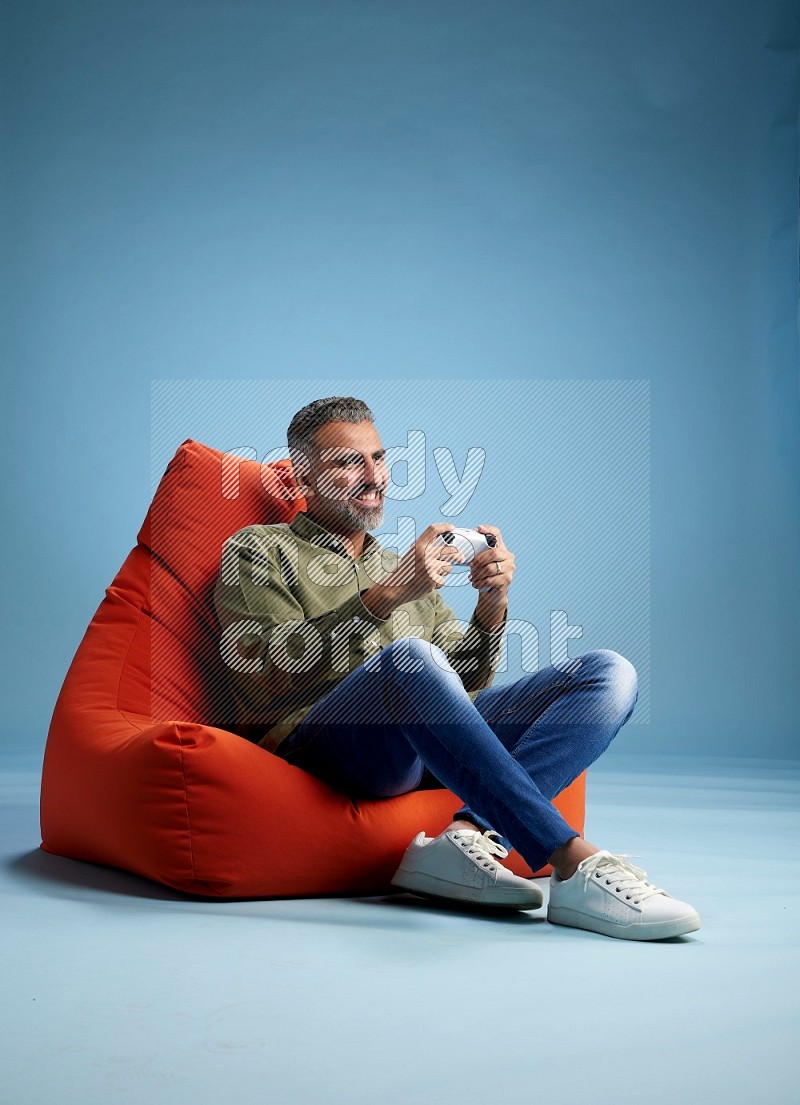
[328,496,385,533]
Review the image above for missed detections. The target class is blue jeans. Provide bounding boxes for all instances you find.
[274,639,639,873]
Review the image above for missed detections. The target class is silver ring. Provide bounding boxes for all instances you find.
[495,561,501,575]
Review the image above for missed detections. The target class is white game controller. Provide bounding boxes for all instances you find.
[432,527,498,592]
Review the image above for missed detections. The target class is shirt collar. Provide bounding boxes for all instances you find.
[289,511,382,564]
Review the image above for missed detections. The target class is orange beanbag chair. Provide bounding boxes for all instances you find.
[40,438,585,897]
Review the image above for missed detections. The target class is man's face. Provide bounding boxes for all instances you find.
[302,420,388,534]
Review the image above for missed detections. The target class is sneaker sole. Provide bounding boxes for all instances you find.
[547,904,701,941]
[391,868,543,911]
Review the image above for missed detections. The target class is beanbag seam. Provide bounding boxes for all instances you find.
[114,606,146,713]
[174,726,199,885]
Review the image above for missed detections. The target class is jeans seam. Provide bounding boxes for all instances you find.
[276,731,317,761]
[485,679,570,728]
[483,679,573,761]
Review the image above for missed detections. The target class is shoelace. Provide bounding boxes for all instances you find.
[576,850,666,905]
[453,829,509,869]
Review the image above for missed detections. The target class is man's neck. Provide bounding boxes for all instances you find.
[341,531,366,560]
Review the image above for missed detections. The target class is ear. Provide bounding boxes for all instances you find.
[289,447,315,499]
[290,461,315,501]
[298,467,318,500]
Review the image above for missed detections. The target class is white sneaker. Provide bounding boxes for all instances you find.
[547,850,701,940]
[390,829,544,910]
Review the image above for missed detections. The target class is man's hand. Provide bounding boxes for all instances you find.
[361,523,466,619]
[471,524,515,632]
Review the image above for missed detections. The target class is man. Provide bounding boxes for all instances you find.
[214,396,700,941]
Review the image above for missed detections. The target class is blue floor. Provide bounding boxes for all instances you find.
[3,750,798,1105]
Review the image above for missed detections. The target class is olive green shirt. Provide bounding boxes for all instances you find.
[213,511,507,753]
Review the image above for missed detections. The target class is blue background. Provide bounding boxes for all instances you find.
[3,0,798,759]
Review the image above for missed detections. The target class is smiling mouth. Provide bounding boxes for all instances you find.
[351,489,383,506]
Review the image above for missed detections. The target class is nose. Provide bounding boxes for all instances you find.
[362,455,382,489]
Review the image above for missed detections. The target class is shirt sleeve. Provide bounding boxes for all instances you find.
[429,589,507,693]
[213,527,389,717]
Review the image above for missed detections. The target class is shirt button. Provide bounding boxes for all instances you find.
[353,615,361,623]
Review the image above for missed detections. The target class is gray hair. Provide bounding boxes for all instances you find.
[287,396,374,478]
